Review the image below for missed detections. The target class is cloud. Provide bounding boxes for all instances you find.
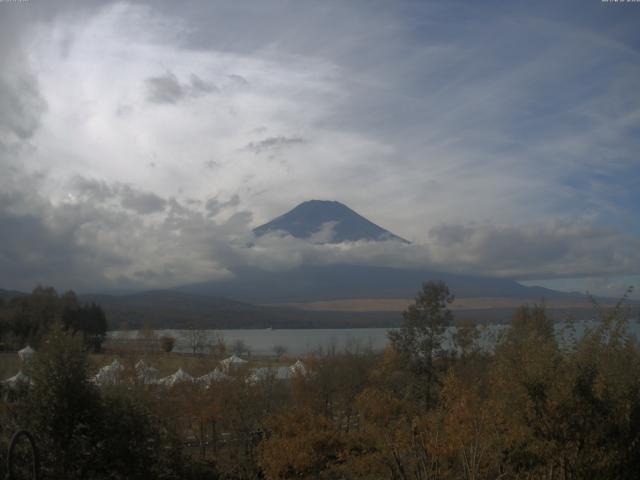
[146,71,217,104]
[71,176,115,202]
[0,69,46,146]
[0,168,250,291]
[228,74,248,86]
[244,136,307,154]
[119,185,167,214]
[425,221,640,280]
[145,71,185,104]
[189,73,217,95]
[236,219,640,283]
[2,163,640,294]
[0,1,639,293]
[71,177,166,214]
[205,194,240,218]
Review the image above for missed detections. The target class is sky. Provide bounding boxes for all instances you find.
[1,0,639,297]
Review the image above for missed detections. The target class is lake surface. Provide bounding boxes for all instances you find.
[110,319,640,356]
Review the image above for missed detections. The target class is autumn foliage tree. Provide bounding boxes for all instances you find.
[388,280,454,409]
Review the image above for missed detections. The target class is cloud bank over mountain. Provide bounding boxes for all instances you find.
[2,163,640,293]
[1,1,639,295]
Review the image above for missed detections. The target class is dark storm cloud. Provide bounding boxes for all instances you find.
[189,74,217,95]
[0,169,252,291]
[205,194,240,218]
[228,74,248,86]
[71,176,115,202]
[245,136,307,154]
[0,72,47,144]
[119,186,167,214]
[146,71,217,104]
[425,222,640,280]
[71,177,166,214]
[0,189,130,291]
[146,71,184,104]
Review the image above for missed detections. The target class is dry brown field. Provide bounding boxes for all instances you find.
[275,296,596,312]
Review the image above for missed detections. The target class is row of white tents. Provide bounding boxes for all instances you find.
[2,347,307,390]
[89,356,307,387]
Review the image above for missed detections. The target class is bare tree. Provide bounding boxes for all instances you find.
[208,332,228,359]
[232,339,248,356]
[272,345,287,359]
[159,335,175,354]
[186,329,208,355]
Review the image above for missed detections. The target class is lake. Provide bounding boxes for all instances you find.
[109,319,640,356]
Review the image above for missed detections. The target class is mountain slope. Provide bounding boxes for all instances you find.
[79,290,400,329]
[253,200,408,243]
[181,265,581,304]
[0,288,27,300]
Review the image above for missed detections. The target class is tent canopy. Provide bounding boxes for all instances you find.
[290,360,307,376]
[18,345,36,362]
[158,368,193,386]
[2,370,32,388]
[197,369,227,386]
[220,355,248,370]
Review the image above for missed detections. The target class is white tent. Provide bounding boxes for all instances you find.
[2,370,32,388]
[18,345,36,363]
[135,359,148,370]
[158,368,193,387]
[93,359,125,386]
[247,366,291,384]
[220,354,248,370]
[289,360,307,376]
[197,369,227,386]
[274,366,292,380]
[135,360,159,384]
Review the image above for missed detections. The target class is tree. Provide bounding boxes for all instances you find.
[452,319,481,359]
[388,280,454,409]
[23,323,189,479]
[25,323,102,479]
[257,408,343,480]
[186,329,207,355]
[3,287,108,351]
[159,335,175,354]
[95,392,187,480]
[272,345,287,359]
[208,332,227,358]
[232,339,248,356]
[61,300,108,353]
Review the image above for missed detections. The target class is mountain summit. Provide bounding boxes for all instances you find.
[253,200,408,244]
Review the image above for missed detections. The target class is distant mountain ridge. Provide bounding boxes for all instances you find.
[78,290,399,329]
[0,288,26,300]
[181,264,582,304]
[253,200,408,243]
